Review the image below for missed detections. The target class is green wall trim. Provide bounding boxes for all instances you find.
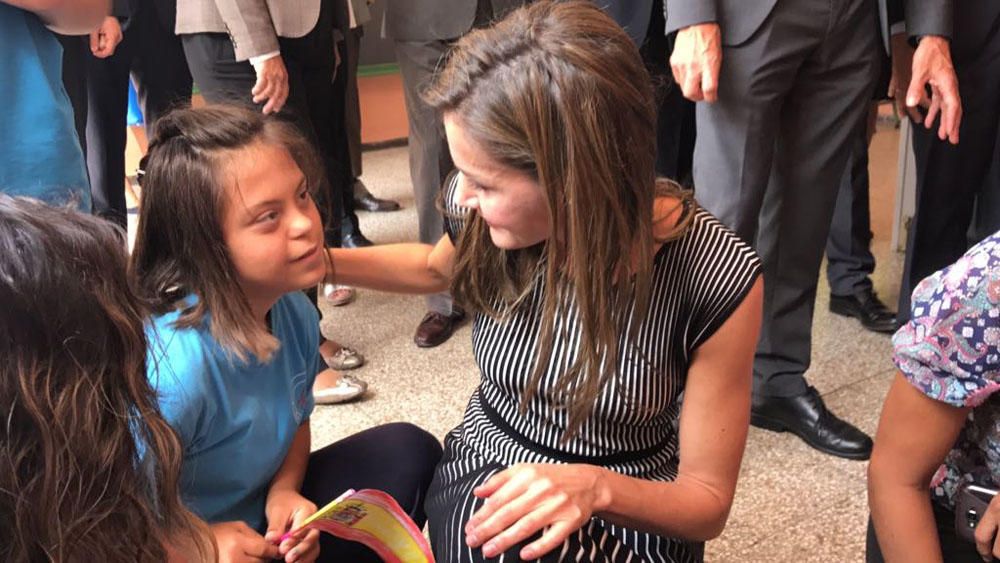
[358,63,400,78]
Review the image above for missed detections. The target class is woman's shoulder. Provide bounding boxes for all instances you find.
[655,201,759,271]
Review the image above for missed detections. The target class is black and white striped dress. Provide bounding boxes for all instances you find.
[426,178,761,562]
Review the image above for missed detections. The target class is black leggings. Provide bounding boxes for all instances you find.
[300,423,443,562]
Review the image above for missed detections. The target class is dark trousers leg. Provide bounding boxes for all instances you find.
[344,26,364,180]
[394,40,455,315]
[640,0,696,185]
[300,423,443,562]
[58,34,89,158]
[694,0,877,397]
[826,115,876,296]
[898,32,1000,322]
[130,7,192,132]
[327,36,361,240]
[974,132,1000,244]
[83,30,133,227]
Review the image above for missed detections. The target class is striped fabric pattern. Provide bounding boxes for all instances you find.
[427,175,761,562]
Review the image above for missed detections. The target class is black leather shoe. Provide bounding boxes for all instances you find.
[751,386,873,460]
[341,233,374,248]
[355,192,401,212]
[829,288,899,334]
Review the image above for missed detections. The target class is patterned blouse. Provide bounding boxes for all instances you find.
[893,233,1000,508]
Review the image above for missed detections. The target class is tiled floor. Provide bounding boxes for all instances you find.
[311,117,907,561]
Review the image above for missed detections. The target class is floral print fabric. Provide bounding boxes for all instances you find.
[893,233,1000,507]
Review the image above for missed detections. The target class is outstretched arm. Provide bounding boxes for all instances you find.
[328,234,455,295]
[4,0,109,34]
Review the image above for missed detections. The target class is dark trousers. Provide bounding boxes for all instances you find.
[301,423,443,562]
[639,0,696,186]
[898,26,1000,323]
[181,0,359,245]
[865,505,981,562]
[344,25,364,180]
[60,8,192,227]
[826,114,877,296]
[58,35,90,157]
[91,6,191,227]
[692,0,878,397]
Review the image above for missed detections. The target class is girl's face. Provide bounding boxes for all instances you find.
[220,142,326,307]
[444,113,551,250]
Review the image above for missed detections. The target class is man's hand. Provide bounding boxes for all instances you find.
[251,56,289,115]
[89,16,122,58]
[670,23,722,102]
[905,35,961,144]
[211,521,281,563]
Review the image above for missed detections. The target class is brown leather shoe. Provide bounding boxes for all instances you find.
[413,310,466,348]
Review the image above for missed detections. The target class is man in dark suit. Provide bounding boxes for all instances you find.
[825,1,902,336]
[384,0,529,348]
[666,0,959,460]
[895,1,1000,324]
[87,0,191,226]
[597,0,694,184]
[179,0,370,250]
[60,0,191,226]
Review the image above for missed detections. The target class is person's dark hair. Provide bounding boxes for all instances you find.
[0,195,212,562]
[132,104,325,362]
[425,0,695,438]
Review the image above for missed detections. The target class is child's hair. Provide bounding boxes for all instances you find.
[0,195,212,562]
[425,0,695,438]
[131,104,325,362]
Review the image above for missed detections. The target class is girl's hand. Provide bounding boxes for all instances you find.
[465,463,610,560]
[211,521,281,563]
[265,490,320,563]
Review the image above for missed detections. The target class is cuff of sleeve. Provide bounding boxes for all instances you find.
[664,2,718,34]
[890,22,906,36]
[249,50,281,70]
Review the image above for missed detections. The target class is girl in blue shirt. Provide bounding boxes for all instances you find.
[132,104,442,563]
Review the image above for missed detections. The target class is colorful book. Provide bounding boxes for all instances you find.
[280,489,435,563]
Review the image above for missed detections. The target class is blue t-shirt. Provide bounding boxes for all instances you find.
[147,292,320,531]
[0,4,90,209]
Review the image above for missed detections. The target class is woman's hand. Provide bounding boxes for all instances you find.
[211,521,280,563]
[974,492,1000,561]
[465,463,610,560]
[264,489,320,563]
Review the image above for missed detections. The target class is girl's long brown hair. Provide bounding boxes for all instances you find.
[425,0,694,438]
[131,104,325,362]
[0,195,212,561]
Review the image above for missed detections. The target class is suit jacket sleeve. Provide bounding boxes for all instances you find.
[213,0,280,61]
[904,0,952,40]
[664,0,718,34]
[111,0,132,19]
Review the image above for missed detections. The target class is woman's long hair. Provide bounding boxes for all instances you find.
[0,196,212,562]
[131,104,325,362]
[425,0,695,438]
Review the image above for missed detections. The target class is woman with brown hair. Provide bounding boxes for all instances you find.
[0,195,212,562]
[327,2,763,561]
